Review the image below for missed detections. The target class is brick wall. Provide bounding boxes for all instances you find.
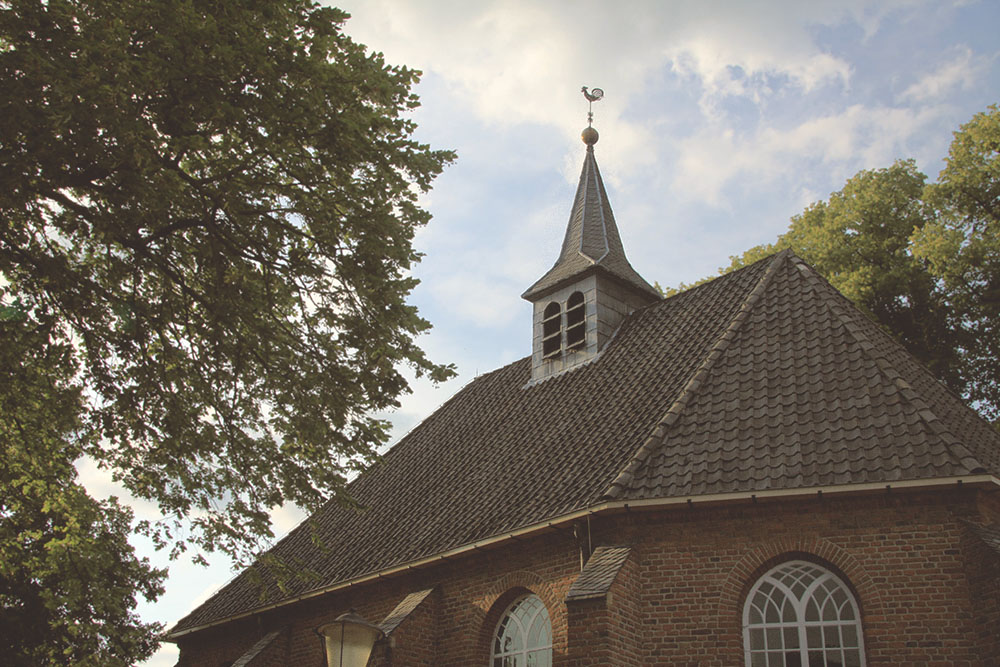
[370,589,439,667]
[174,486,1000,666]
[566,595,611,665]
[960,524,1000,663]
[605,547,643,666]
[602,489,988,666]
[565,547,644,667]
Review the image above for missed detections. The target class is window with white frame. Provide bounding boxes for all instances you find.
[743,560,866,667]
[491,593,552,667]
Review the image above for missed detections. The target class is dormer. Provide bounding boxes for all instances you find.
[522,125,660,383]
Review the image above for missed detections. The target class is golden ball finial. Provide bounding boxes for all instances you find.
[581,126,599,145]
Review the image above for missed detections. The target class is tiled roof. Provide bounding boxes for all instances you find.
[521,144,659,301]
[565,546,632,601]
[379,588,435,636]
[170,251,1000,636]
[609,253,989,500]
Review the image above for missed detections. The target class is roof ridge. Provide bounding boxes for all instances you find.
[578,145,610,263]
[785,254,986,475]
[601,250,792,500]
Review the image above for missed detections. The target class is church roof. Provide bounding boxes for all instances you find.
[521,143,660,301]
[170,250,1000,637]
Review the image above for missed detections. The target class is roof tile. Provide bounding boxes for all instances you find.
[964,521,1000,557]
[379,588,435,636]
[565,546,632,601]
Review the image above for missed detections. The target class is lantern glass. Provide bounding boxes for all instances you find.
[318,612,383,667]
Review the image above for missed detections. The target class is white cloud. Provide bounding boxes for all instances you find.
[333,0,932,125]
[332,0,946,194]
[661,10,852,114]
[432,274,522,327]
[76,456,165,522]
[900,46,992,102]
[142,643,178,667]
[672,104,947,204]
[270,503,308,537]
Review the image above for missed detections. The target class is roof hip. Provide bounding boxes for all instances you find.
[785,253,986,475]
[602,250,792,500]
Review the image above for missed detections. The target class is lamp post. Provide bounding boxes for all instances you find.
[317,610,385,667]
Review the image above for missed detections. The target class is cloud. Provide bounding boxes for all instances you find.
[270,503,308,537]
[332,0,947,195]
[76,456,165,522]
[900,46,992,102]
[672,104,947,205]
[334,0,931,125]
[431,274,522,327]
[142,644,178,667]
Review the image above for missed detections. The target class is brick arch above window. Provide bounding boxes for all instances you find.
[481,570,560,613]
[475,571,563,666]
[718,538,882,625]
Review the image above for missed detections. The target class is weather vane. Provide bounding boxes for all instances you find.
[581,86,604,127]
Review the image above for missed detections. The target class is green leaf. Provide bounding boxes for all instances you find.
[1,0,455,656]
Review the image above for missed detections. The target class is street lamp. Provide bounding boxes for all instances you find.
[317,610,385,667]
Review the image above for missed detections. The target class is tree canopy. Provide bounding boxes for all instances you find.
[1,0,453,659]
[701,106,1000,423]
[912,105,1000,422]
[1,311,165,666]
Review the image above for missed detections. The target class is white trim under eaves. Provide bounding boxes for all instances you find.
[165,474,1000,640]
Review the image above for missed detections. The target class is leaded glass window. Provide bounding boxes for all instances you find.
[743,560,865,667]
[491,594,552,667]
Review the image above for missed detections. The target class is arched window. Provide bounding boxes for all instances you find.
[565,291,585,349]
[542,302,561,359]
[491,593,552,667]
[743,560,865,667]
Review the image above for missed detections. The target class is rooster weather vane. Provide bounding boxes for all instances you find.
[581,86,604,127]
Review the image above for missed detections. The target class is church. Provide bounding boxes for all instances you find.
[166,120,1000,666]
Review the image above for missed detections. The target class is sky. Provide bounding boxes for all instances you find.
[95,1,1000,664]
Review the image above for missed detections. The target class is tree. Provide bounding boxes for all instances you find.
[1,308,165,666]
[912,105,1000,422]
[1,0,454,570]
[726,160,962,390]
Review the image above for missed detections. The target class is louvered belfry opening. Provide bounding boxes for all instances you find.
[565,292,585,349]
[542,302,562,358]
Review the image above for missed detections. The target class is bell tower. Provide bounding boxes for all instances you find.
[522,88,660,383]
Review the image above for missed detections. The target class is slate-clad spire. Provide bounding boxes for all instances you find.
[522,129,659,302]
[522,116,661,383]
